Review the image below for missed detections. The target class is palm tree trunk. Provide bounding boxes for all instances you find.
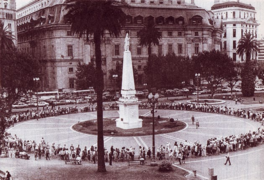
[94,32,106,172]
[148,44,153,88]
[246,52,251,62]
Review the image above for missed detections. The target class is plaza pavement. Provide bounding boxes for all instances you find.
[2,99,264,180]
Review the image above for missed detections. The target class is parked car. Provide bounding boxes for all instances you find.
[255,86,264,91]
[34,101,49,107]
[192,91,202,95]
[12,102,29,109]
[222,88,231,93]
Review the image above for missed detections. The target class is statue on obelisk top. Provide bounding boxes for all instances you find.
[124,33,130,51]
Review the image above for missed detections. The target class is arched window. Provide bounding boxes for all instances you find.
[156,16,164,25]
[125,15,132,24]
[175,16,184,25]
[190,15,202,25]
[166,16,174,24]
[135,16,143,24]
[145,16,154,24]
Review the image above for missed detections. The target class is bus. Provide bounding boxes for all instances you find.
[72,89,96,97]
[36,91,59,100]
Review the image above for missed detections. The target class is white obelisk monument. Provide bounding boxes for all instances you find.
[116,34,142,129]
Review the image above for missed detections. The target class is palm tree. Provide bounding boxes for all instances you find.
[237,32,259,62]
[64,0,126,172]
[237,32,259,96]
[0,20,15,89]
[137,20,161,88]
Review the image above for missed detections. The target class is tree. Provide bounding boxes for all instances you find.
[65,0,126,172]
[0,20,15,88]
[75,62,97,90]
[137,20,161,88]
[237,32,259,62]
[225,63,240,94]
[192,50,235,97]
[237,32,259,96]
[0,49,40,137]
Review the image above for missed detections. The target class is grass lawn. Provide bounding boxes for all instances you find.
[73,117,186,136]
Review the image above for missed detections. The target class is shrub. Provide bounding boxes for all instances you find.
[169,118,174,122]
[158,161,173,172]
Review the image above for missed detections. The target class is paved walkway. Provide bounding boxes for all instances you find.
[2,100,264,180]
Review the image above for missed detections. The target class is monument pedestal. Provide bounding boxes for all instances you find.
[116,98,142,129]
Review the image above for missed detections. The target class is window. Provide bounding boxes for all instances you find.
[8,23,11,29]
[178,32,182,36]
[233,41,236,49]
[138,65,142,70]
[158,45,162,55]
[195,32,198,36]
[239,12,241,18]
[233,11,236,18]
[233,29,236,37]
[141,0,145,3]
[168,31,172,37]
[233,24,236,26]
[159,0,163,4]
[223,41,226,50]
[241,29,244,37]
[233,53,236,61]
[150,0,154,4]
[131,0,135,2]
[67,45,73,56]
[168,44,173,54]
[69,78,75,88]
[195,44,199,54]
[67,31,73,36]
[178,44,183,54]
[226,12,228,18]
[4,3,7,8]
[69,67,74,73]
[115,45,120,56]
[137,46,142,55]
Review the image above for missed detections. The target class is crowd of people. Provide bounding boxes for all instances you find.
[1,100,264,168]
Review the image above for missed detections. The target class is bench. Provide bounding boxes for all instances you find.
[128,158,145,166]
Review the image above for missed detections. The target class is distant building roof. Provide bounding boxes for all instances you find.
[211,1,255,11]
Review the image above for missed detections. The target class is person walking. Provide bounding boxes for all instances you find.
[224,152,231,165]
[191,115,195,125]
[196,120,199,129]
[5,171,11,180]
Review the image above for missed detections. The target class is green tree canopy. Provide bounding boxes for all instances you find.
[0,49,40,137]
[192,50,236,97]
[137,20,161,88]
[237,32,259,62]
[75,62,97,90]
[0,20,15,88]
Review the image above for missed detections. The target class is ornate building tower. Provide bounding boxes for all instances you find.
[0,0,17,45]
[211,0,259,62]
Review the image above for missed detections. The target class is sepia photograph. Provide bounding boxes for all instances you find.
[1,0,264,179]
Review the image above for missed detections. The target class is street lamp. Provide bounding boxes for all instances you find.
[33,77,40,121]
[147,92,159,162]
[195,73,200,103]
[112,74,118,97]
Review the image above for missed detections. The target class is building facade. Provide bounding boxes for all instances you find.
[17,0,222,91]
[0,0,17,45]
[212,0,259,62]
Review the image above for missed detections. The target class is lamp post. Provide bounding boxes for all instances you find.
[195,73,200,103]
[33,77,40,121]
[148,92,159,162]
[112,74,118,97]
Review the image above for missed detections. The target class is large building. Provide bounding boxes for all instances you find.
[211,0,259,62]
[17,0,222,91]
[0,0,17,45]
